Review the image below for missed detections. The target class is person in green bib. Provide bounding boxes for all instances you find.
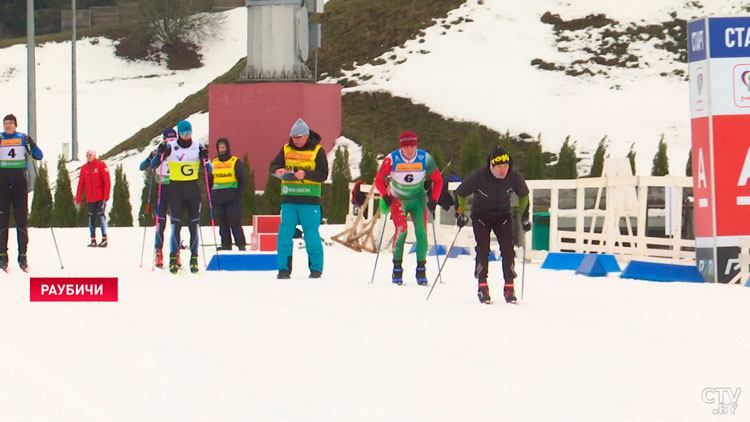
[209,138,246,250]
[269,118,329,279]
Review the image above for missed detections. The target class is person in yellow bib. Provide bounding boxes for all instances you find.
[269,118,329,279]
[152,120,211,274]
[209,138,246,250]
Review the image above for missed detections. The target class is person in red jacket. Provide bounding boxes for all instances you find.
[76,149,111,247]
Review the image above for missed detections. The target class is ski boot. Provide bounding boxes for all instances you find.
[155,249,164,269]
[98,236,108,248]
[477,281,491,304]
[309,270,322,279]
[416,260,428,285]
[277,270,291,279]
[189,255,199,274]
[169,254,179,274]
[18,254,28,272]
[504,284,517,304]
[87,237,97,247]
[392,260,403,285]
[0,253,8,272]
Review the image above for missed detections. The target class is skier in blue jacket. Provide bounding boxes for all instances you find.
[0,114,44,271]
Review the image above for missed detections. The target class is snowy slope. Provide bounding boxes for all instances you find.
[336,0,747,175]
[0,226,747,421]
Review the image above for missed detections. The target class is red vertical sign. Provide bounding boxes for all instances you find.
[712,115,750,236]
[691,117,714,238]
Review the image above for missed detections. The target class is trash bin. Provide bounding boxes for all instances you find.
[532,212,550,251]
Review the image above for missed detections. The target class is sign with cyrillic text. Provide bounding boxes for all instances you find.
[30,278,118,302]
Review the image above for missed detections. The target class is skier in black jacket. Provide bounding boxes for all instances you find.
[455,146,530,304]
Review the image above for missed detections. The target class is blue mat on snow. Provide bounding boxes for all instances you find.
[206,252,277,271]
[575,254,608,277]
[620,260,704,283]
[541,252,621,272]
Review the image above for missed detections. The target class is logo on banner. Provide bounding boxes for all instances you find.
[739,146,750,206]
[697,148,709,208]
[697,73,704,94]
[733,64,750,107]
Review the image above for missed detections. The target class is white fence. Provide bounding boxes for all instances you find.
[345,174,696,264]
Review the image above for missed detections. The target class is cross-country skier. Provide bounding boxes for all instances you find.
[152,120,211,274]
[374,131,442,285]
[455,146,530,304]
[140,128,177,268]
[0,114,43,271]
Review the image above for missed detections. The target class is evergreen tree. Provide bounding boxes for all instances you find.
[651,135,669,176]
[76,190,89,226]
[138,170,158,227]
[261,174,281,215]
[459,127,482,178]
[109,164,133,226]
[52,156,78,227]
[359,144,378,183]
[29,162,53,227]
[328,146,352,224]
[627,142,637,175]
[554,136,578,179]
[686,148,692,176]
[241,155,256,225]
[589,136,607,177]
[523,140,545,180]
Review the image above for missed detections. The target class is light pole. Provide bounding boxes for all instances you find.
[26,0,37,189]
[71,0,79,161]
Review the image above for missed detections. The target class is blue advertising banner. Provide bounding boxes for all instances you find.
[688,19,706,62]
[709,17,750,59]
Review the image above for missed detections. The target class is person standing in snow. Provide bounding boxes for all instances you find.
[140,128,177,268]
[0,114,44,271]
[152,120,211,274]
[455,146,530,304]
[76,149,111,248]
[269,118,329,279]
[374,131,443,285]
[209,137,247,251]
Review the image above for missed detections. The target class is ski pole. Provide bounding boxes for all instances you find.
[425,226,464,302]
[151,153,166,271]
[202,158,220,270]
[368,207,390,284]
[139,168,155,267]
[521,240,526,300]
[430,211,444,284]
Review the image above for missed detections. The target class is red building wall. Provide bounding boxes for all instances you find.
[208,83,342,190]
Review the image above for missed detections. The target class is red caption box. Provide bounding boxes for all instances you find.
[30,277,118,302]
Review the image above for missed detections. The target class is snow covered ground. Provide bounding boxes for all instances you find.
[1,225,748,421]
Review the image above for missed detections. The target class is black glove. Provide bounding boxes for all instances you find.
[427,199,437,216]
[456,213,469,228]
[522,219,531,232]
[199,147,209,161]
[157,142,169,155]
[24,135,36,149]
[147,150,157,161]
[383,195,394,208]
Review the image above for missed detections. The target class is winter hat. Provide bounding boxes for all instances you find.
[290,118,310,137]
[489,146,512,169]
[162,128,177,142]
[86,149,97,158]
[216,138,230,155]
[3,114,17,126]
[399,131,418,147]
[177,120,192,136]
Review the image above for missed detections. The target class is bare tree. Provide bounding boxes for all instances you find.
[137,0,223,48]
